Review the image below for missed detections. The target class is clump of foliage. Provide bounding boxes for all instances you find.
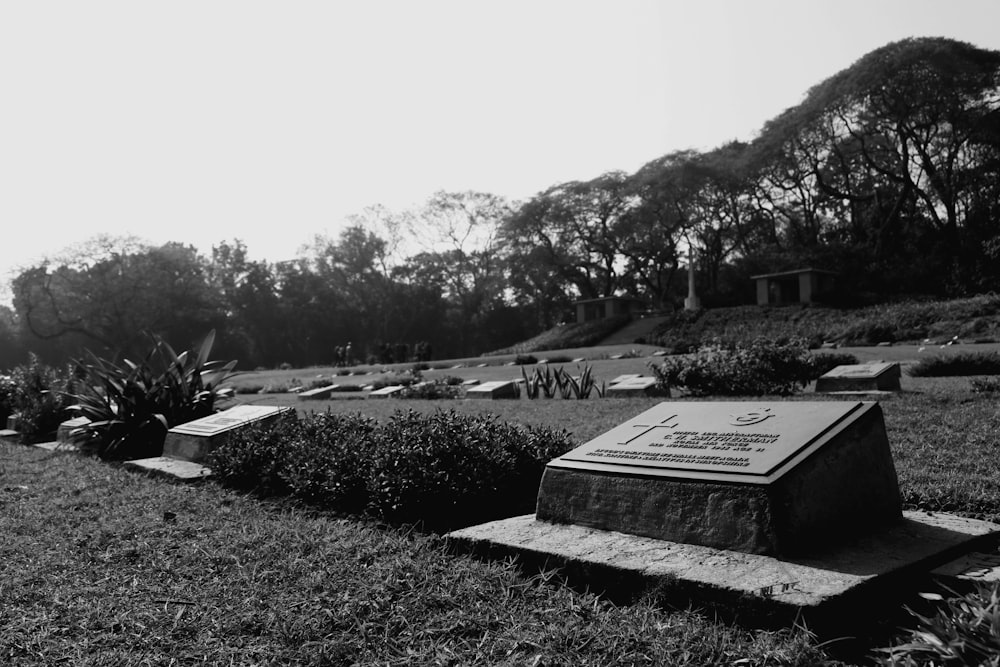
[876,584,1000,666]
[68,330,237,460]
[907,351,1000,377]
[650,338,816,396]
[514,354,538,365]
[971,377,1000,393]
[400,381,462,400]
[0,374,14,426]
[6,354,73,442]
[522,364,605,399]
[209,409,574,530]
[371,369,422,390]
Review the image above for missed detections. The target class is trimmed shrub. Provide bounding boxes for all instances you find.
[207,412,299,496]
[279,412,377,511]
[651,338,815,396]
[401,382,462,400]
[366,410,572,529]
[907,351,1000,377]
[210,408,575,531]
[514,354,538,366]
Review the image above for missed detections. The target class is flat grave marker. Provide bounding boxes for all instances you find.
[163,404,294,463]
[465,380,519,399]
[57,416,91,446]
[298,385,339,400]
[606,376,661,398]
[369,385,405,398]
[609,374,643,385]
[814,362,901,392]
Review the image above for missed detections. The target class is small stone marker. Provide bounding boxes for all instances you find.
[298,384,339,400]
[461,379,480,386]
[572,358,585,363]
[124,405,293,480]
[652,350,668,357]
[814,362,901,392]
[607,376,662,398]
[369,385,405,398]
[0,428,20,445]
[57,416,91,445]
[466,380,519,399]
[162,405,294,463]
[535,401,901,555]
[609,374,643,385]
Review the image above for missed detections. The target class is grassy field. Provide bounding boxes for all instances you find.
[5,343,1000,664]
[1,442,832,665]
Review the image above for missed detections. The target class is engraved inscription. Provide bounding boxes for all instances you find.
[555,401,864,477]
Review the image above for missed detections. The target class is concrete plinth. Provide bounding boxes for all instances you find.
[124,457,212,481]
[447,511,1000,629]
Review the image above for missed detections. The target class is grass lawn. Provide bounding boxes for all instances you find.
[5,347,1000,664]
[1,442,830,666]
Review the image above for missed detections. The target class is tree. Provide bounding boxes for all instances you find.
[12,237,223,362]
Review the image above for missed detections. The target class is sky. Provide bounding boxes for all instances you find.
[3,0,1000,304]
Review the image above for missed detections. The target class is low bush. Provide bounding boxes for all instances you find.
[280,412,378,511]
[401,381,462,399]
[209,409,575,530]
[0,374,15,425]
[7,354,72,442]
[907,351,1000,377]
[207,411,299,496]
[365,410,571,528]
[971,377,1000,393]
[650,338,815,396]
[514,354,538,365]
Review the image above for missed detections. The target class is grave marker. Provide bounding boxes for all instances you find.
[298,384,340,400]
[57,416,91,445]
[466,380,519,399]
[814,362,901,392]
[607,376,662,398]
[369,385,405,398]
[535,401,901,555]
[163,405,294,463]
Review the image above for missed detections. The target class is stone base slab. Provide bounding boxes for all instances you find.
[124,456,213,481]
[446,511,1000,629]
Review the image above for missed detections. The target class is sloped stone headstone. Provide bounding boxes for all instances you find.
[814,362,901,392]
[163,405,294,463]
[535,401,901,556]
[465,380,519,399]
[57,416,91,445]
[298,384,339,400]
[609,374,643,385]
[369,385,405,398]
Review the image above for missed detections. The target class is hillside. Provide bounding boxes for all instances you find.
[500,295,1000,354]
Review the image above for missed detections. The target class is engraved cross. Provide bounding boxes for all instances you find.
[617,415,679,446]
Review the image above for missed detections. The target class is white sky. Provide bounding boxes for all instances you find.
[3,0,1000,303]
